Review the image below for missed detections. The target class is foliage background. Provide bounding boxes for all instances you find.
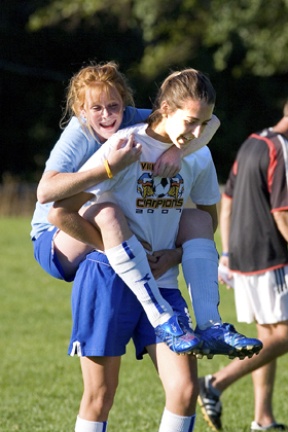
[1,0,288,190]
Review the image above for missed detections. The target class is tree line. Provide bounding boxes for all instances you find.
[1,0,288,184]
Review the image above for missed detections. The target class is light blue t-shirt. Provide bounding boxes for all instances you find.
[30,107,151,239]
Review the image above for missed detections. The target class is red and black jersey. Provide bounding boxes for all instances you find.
[224,128,288,274]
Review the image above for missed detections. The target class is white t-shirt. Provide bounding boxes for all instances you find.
[81,123,220,288]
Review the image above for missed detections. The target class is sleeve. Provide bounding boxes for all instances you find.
[182,114,220,157]
[44,118,99,173]
[121,107,151,128]
[189,147,221,205]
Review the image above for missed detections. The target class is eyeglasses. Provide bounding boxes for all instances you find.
[91,102,122,116]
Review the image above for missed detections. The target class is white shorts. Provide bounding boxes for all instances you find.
[233,266,288,324]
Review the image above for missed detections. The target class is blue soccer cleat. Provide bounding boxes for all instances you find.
[155,315,202,355]
[195,322,263,359]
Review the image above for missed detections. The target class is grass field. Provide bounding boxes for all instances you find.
[0,218,287,431]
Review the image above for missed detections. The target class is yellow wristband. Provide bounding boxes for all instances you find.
[104,159,113,179]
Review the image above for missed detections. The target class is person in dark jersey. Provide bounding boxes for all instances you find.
[198,100,288,432]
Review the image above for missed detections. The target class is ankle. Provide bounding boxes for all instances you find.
[206,375,221,397]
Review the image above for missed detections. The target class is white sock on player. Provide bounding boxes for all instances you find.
[75,416,107,432]
[159,408,196,432]
[105,235,174,327]
[182,238,222,330]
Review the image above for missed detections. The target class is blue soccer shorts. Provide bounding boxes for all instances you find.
[32,227,74,282]
[68,250,191,360]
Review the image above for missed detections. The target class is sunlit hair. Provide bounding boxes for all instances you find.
[147,68,216,126]
[284,100,288,117]
[60,61,134,129]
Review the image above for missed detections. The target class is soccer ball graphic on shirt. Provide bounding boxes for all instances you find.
[137,173,184,199]
[153,177,171,198]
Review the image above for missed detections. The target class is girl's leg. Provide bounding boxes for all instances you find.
[177,208,221,328]
[252,321,288,427]
[53,203,104,279]
[75,356,121,432]
[177,208,215,245]
[198,321,288,430]
[85,202,200,355]
[93,203,174,326]
[147,343,198,432]
[178,208,262,359]
[53,231,94,279]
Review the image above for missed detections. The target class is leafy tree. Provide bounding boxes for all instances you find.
[1,0,144,181]
[204,0,288,77]
[28,0,288,78]
[2,0,288,182]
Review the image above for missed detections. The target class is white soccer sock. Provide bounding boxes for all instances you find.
[182,239,222,330]
[75,416,107,432]
[105,235,174,327]
[159,408,196,432]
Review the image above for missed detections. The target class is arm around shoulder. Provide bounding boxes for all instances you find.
[182,114,221,157]
[37,166,108,204]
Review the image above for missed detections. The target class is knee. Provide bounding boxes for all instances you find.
[94,390,115,418]
[165,376,199,412]
[176,208,214,246]
[84,202,124,228]
[82,386,116,419]
[180,380,198,410]
[258,321,288,353]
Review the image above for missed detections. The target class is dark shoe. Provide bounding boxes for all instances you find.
[198,375,222,431]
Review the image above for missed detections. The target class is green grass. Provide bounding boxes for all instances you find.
[0,219,287,431]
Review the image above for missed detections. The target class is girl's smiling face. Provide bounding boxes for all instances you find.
[162,98,214,149]
[81,85,124,142]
